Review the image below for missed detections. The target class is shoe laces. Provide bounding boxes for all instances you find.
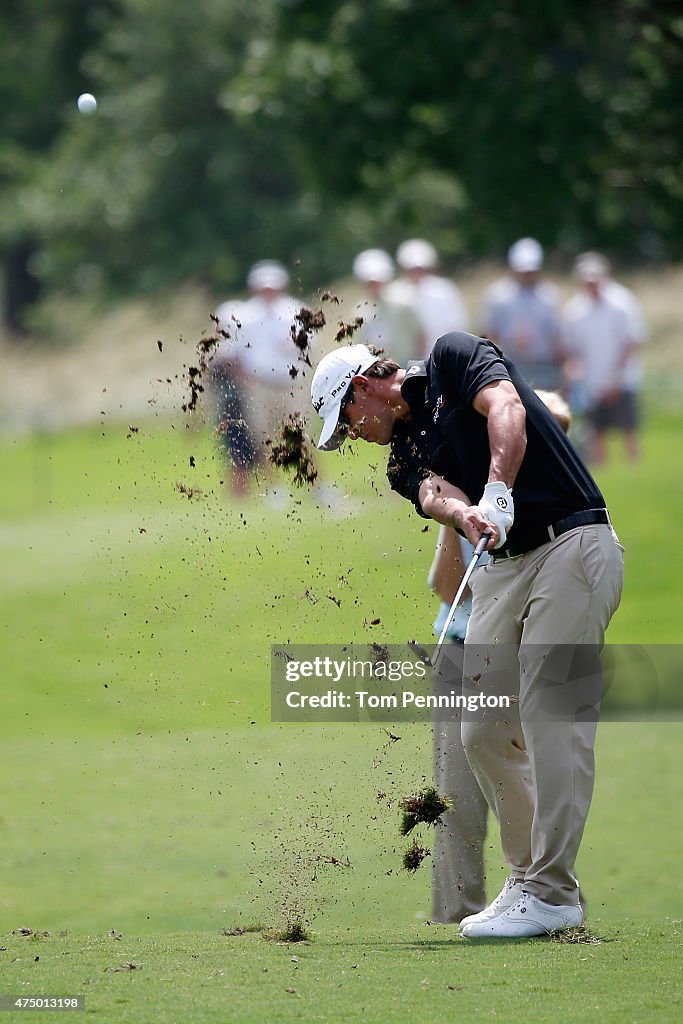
[510,891,535,913]
[492,877,522,907]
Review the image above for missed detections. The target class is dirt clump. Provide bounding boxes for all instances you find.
[267,415,318,488]
[290,307,326,365]
[399,787,451,836]
[181,313,235,413]
[402,843,431,873]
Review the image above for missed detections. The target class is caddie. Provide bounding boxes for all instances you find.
[310,333,624,938]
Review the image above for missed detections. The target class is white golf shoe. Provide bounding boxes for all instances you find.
[458,877,525,930]
[461,891,584,938]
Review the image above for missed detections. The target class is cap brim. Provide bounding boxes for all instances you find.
[576,265,605,281]
[317,405,345,451]
[511,262,541,273]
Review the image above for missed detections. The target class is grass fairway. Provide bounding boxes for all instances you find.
[1,916,680,1024]
[1,410,682,1022]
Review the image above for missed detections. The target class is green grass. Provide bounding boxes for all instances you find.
[0,422,439,735]
[1,918,680,1024]
[590,406,683,642]
[0,412,682,1022]
[0,724,681,1023]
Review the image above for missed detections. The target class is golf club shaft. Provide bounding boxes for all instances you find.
[433,532,491,667]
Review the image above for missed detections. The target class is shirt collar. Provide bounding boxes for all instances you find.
[400,360,428,412]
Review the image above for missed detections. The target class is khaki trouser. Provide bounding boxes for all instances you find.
[462,525,624,906]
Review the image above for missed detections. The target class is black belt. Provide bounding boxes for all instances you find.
[490,508,611,560]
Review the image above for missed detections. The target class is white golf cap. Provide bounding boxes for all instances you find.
[353,249,394,283]
[311,344,378,451]
[574,251,610,281]
[508,237,543,272]
[396,238,438,270]
[247,259,289,291]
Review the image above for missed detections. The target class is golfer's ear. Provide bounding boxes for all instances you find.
[351,374,370,391]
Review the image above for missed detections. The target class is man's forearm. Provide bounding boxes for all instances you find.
[419,475,471,529]
[486,398,527,486]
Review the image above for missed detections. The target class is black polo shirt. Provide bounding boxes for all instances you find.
[387,332,605,551]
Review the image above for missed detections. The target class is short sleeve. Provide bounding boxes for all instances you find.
[432,333,511,408]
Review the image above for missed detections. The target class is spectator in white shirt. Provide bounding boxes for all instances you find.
[227,260,303,461]
[386,238,469,356]
[352,249,424,366]
[562,252,646,463]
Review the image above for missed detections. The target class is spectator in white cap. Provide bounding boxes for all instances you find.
[223,260,302,470]
[481,238,564,390]
[562,252,646,464]
[386,238,469,356]
[246,259,290,292]
[352,249,424,367]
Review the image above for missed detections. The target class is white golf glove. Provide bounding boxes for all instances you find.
[478,482,514,549]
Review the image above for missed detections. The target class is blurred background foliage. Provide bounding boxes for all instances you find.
[1,0,682,330]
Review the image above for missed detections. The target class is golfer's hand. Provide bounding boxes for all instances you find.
[477,482,514,549]
[457,505,500,549]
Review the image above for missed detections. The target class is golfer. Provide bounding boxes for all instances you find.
[310,333,623,938]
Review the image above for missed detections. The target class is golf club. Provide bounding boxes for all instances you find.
[409,531,491,669]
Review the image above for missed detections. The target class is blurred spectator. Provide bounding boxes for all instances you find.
[352,249,424,366]
[216,261,334,506]
[386,238,469,355]
[562,252,646,463]
[231,260,302,460]
[212,298,257,498]
[481,238,564,389]
[533,389,572,433]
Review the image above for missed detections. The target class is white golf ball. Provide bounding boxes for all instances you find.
[77,93,97,115]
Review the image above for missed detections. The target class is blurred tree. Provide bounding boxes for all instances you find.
[2,0,346,327]
[4,1,311,303]
[241,0,683,261]
[0,0,114,330]
[1,0,682,330]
